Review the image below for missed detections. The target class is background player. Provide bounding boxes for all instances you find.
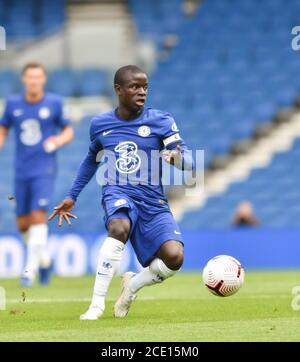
[48,65,193,320]
[0,62,74,287]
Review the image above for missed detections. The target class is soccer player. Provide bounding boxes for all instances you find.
[0,62,74,287]
[48,65,193,320]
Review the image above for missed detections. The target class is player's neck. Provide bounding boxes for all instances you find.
[24,91,45,104]
[116,105,143,121]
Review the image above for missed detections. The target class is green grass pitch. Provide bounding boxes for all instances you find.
[0,270,299,342]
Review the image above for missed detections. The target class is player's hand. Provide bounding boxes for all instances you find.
[161,144,182,166]
[43,136,60,153]
[48,198,77,226]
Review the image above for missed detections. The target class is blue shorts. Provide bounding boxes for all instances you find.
[14,176,55,216]
[102,193,184,267]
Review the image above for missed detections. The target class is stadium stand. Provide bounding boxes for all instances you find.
[0,68,109,97]
[142,0,299,166]
[0,0,66,41]
[180,137,300,228]
[128,0,184,45]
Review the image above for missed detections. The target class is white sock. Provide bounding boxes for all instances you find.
[39,226,51,269]
[129,258,178,294]
[23,224,49,279]
[90,237,124,311]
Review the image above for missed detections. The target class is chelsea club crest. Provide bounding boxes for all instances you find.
[138,125,151,137]
[39,107,50,119]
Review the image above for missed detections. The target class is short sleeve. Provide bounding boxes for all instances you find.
[160,112,183,150]
[55,98,71,129]
[0,100,12,129]
[159,111,194,170]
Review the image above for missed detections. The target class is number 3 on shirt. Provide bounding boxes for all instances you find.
[20,119,42,146]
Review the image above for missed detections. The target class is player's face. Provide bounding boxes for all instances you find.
[116,72,148,111]
[22,68,47,96]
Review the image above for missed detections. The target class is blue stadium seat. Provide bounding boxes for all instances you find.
[180,136,300,228]
[47,68,77,97]
[0,70,18,98]
[78,69,107,97]
[1,0,65,42]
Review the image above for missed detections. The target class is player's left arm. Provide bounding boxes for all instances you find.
[161,115,194,171]
[44,98,74,153]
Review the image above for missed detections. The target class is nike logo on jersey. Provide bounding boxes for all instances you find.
[174,230,181,235]
[103,130,113,136]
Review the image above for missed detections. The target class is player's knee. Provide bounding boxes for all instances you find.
[30,210,47,224]
[18,224,29,233]
[165,249,184,270]
[17,218,30,233]
[108,218,130,243]
[160,241,184,270]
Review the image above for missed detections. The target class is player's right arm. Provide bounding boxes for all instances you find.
[0,99,12,150]
[48,118,103,226]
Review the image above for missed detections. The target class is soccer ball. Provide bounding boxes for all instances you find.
[202,255,245,297]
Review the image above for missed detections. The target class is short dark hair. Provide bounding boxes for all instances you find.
[114,65,145,85]
[22,62,46,75]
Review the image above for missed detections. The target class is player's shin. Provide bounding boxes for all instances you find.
[37,223,53,285]
[22,224,49,284]
[129,258,178,293]
[89,237,124,311]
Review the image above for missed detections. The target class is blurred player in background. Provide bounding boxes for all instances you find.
[49,65,194,320]
[232,201,260,227]
[0,62,74,287]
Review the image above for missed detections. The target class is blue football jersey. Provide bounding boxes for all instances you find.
[88,107,189,203]
[0,93,70,179]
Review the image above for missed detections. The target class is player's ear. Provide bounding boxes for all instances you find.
[114,84,122,96]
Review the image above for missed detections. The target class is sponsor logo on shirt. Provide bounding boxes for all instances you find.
[114,141,141,174]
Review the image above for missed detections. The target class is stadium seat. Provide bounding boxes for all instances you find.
[47,68,78,97]
[1,0,66,42]
[180,137,300,228]
[78,69,107,97]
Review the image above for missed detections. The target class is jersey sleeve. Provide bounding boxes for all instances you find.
[55,98,71,129]
[160,112,185,150]
[89,117,103,155]
[160,112,194,171]
[0,100,13,129]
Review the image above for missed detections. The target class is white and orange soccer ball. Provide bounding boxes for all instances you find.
[202,255,245,297]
